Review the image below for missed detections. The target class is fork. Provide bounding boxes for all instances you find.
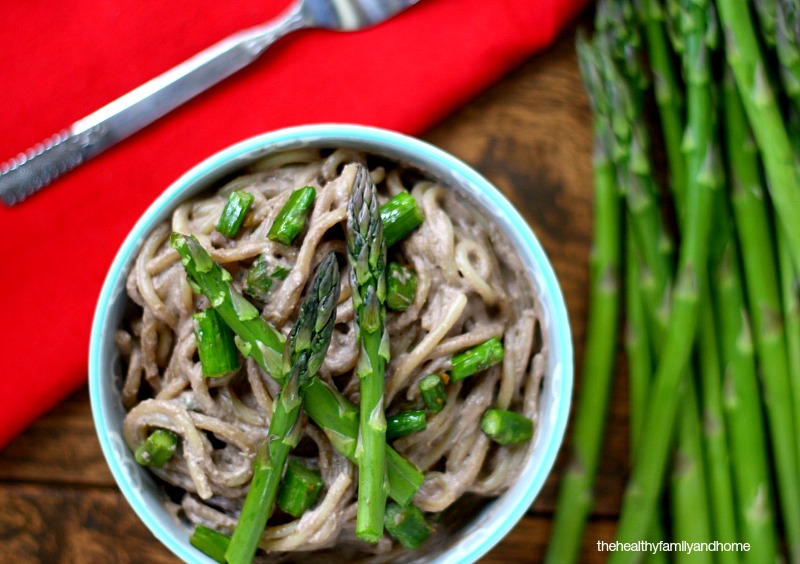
[0,0,421,206]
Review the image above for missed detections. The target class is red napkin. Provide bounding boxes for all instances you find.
[0,0,586,449]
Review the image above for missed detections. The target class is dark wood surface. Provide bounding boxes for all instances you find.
[0,12,624,563]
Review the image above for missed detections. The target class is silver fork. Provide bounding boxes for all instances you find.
[0,0,421,206]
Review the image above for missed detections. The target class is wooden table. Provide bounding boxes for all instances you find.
[0,10,623,563]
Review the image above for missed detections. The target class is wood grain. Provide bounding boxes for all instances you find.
[0,11,628,563]
[0,482,613,563]
[0,483,175,564]
[0,388,114,487]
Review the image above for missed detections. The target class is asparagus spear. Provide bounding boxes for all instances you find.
[268,186,316,245]
[226,253,339,564]
[347,163,390,543]
[601,11,678,551]
[170,234,423,505]
[190,525,231,564]
[717,0,800,278]
[778,234,800,443]
[638,0,687,213]
[669,378,713,564]
[587,28,672,330]
[611,1,719,555]
[216,190,254,238]
[386,410,427,442]
[714,241,779,564]
[276,460,325,518]
[685,122,737,558]
[624,230,671,564]
[722,73,800,558]
[134,429,177,468]
[695,292,738,558]
[545,37,622,561]
[379,192,424,247]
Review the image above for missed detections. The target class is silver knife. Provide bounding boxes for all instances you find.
[0,0,421,206]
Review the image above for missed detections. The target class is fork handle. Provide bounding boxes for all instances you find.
[0,130,101,206]
[1,5,306,207]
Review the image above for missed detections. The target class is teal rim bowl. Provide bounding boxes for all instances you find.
[89,124,573,563]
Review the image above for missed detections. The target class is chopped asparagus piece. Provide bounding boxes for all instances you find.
[386,410,427,442]
[189,525,230,564]
[419,374,447,413]
[386,262,417,311]
[277,459,325,518]
[134,429,178,467]
[193,308,240,377]
[481,409,533,445]
[380,192,424,246]
[450,337,504,382]
[268,186,316,245]
[216,190,254,237]
[384,502,431,549]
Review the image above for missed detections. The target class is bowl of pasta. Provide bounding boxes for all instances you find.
[89,124,572,563]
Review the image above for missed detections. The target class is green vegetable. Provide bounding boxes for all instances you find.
[193,308,240,377]
[776,0,800,111]
[386,410,427,442]
[694,293,738,557]
[216,190,254,237]
[640,0,687,214]
[714,241,779,564]
[244,255,289,302]
[419,374,447,413]
[134,429,177,468]
[480,409,533,445]
[380,192,424,246]
[386,262,417,311]
[450,337,504,382]
[718,0,800,288]
[545,33,623,562]
[670,378,714,564]
[384,502,431,549]
[226,253,339,564]
[170,233,423,506]
[611,1,719,556]
[549,0,800,561]
[346,163,390,543]
[277,460,325,518]
[719,76,787,561]
[189,525,230,564]
[268,186,316,245]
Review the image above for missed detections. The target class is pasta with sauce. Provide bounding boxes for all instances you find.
[116,148,546,560]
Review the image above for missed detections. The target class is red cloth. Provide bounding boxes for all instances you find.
[0,0,586,449]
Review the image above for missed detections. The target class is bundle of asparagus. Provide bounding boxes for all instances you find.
[548,0,800,561]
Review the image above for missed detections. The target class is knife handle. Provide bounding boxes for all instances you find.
[0,130,98,206]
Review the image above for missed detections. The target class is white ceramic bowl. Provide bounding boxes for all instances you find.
[89,124,573,563]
